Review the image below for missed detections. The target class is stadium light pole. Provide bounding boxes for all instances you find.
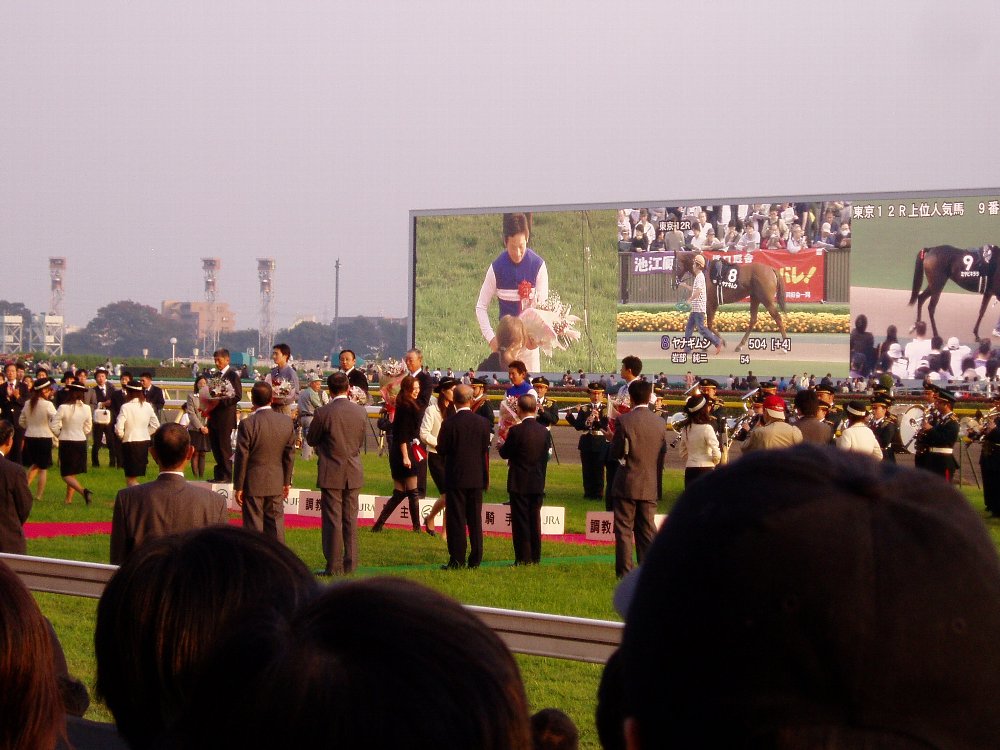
[170,337,177,366]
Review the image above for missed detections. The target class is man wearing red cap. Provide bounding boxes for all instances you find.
[741,395,802,453]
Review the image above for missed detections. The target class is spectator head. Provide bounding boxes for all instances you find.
[250,381,273,409]
[914,321,928,338]
[0,560,65,750]
[620,445,1000,749]
[140,372,153,386]
[397,375,419,409]
[516,393,537,416]
[844,400,868,425]
[193,375,207,393]
[793,388,820,418]
[0,419,13,452]
[271,343,291,364]
[339,349,356,370]
[762,395,786,422]
[95,526,317,750]
[150,423,192,472]
[854,314,868,333]
[213,349,230,367]
[453,384,474,407]
[931,335,944,351]
[173,577,531,750]
[596,648,626,750]
[627,379,652,406]
[621,355,643,379]
[530,708,579,750]
[980,339,992,356]
[327,371,349,396]
[75,368,88,383]
[404,348,423,373]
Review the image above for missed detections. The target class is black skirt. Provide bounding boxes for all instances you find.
[188,429,210,452]
[122,440,151,479]
[23,437,54,469]
[389,445,419,481]
[427,450,447,495]
[58,440,88,477]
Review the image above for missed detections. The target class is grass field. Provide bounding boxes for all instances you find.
[851,195,1000,290]
[413,210,619,374]
[24,450,999,749]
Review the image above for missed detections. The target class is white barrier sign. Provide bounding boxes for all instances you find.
[372,496,441,529]
[297,490,323,518]
[358,494,377,519]
[481,503,565,536]
[585,511,666,542]
[283,487,301,515]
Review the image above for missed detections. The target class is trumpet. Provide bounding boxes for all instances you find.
[963,407,1000,441]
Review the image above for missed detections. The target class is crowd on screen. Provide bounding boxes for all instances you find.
[617,202,853,254]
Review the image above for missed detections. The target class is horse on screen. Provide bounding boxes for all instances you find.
[909,244,1000,340]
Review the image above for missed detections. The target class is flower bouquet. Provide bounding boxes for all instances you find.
[495,395,521,448]
[378,358,408,420]
[607,391,631,439]
[518,292,583,356]
[199,374,236,414]
[348,385,370,407]
[269,376,296,405]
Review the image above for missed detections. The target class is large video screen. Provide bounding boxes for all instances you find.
[412,192,998,380]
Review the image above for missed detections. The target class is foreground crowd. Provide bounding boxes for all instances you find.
[5,443,1000,749]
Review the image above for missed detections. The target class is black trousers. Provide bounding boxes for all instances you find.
[445,487,483,568]
[509,491,543,564]
[982,451,1000,515]
[209,421,235,482]
[91,423,115,466]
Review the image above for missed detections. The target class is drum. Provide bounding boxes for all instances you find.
[896,405,925,454]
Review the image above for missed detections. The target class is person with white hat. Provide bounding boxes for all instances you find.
[946,336,971,380]
[835,400,883,459]
[677,254,723,355]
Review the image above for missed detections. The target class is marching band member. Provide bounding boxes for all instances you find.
[814,383,842,435]
[732,392,766,442]
[566,382,608,500]
[868,394,898,463]
[913,381,941,471]
[531,376,560,428]
[919,388,959,481]
[835,400,883,459]
[978,393,1000,517]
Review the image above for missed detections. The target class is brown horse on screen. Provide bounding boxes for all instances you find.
[674,251,788,352]
[908,244,1000,340]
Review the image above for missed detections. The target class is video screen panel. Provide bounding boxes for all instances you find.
[412,192,998,380]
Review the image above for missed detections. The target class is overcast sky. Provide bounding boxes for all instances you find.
[2,1,998,339]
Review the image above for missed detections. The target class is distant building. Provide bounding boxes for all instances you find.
[161,301,236,339]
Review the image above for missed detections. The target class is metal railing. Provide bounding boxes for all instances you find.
[2,552,621,664]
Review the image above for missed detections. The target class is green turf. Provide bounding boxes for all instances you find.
[27,448,997,750]
[851,195,999,290]
[413,210,620,374]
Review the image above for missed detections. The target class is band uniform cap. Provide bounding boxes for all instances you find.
[936,388,957,404]
[871,394,893,408]
[621,445,1000,749]
[587,382,605,393]
[845,400,868,417]
[760,380,778,391]
[32,377,53,391]
[763,395,786,420]
[685,395,707,414]
[814,383,835,395]
[531,376,550,387]
[752,392,767,404]
[470,377,487,386]
[698,378,719,389]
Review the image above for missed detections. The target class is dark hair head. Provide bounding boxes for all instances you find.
[980,339,992,356]
[596,648,626,750]
[793,388,820,418]
[140,371,153,380]
[627,379,652,405]
[250,382,273,408]
[95,526,317,749]
[854,315,868,333]
[885,324,898,342]
[193,375,207,392]
[502,212,532,243]
[172,577,530,750]
[339,349,355,361]
[914,320,927,337]
[0,419,13,448]
[151,423,191,469]
[621,355,642,377]
[0,560,65,750]
[507,360,527,376]
[931,335,944,351]
[213,348,230,359]
[397,375,418,410]
[530,708,579,750]
[272,343,290,358]
[620,445,1000,748]
[327,371,349,395]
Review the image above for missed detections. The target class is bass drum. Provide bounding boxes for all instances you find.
[896,405,925,454]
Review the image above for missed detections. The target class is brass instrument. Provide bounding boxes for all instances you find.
[962,407,1000,442]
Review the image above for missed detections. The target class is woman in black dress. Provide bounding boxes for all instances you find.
[372,375,423,532]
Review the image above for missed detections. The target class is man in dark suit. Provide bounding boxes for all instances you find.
[339,348,370,394]
[140,371,166,424]
[207,349,243,482]
[233,382,295,544]
[307,371,368,575]
[90,367,116,467]
[0,361,29,464]
[437,384,491,569]
[0,419,32,554]
[497,394,550,565]
[610,379,668,578]
[110,423,227,564]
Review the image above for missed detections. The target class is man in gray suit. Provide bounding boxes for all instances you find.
[610,378,668,578]
[233,382,296,544]
[0,419,33,555]
[306,372,367,575]
[110,423,227,564]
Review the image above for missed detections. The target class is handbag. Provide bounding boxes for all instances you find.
[93,407,111,425]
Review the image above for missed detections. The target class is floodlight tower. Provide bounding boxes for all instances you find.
[201,258,221,354]
[31,258,66,355]
[257,258,275,355]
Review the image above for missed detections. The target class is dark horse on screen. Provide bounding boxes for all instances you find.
[674,251,788,352]
[909,244,1000,340]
